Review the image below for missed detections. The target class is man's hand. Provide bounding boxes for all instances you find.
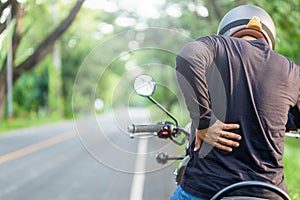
[194,120,241,152]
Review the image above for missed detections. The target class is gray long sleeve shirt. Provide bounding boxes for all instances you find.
[176,35,300,199]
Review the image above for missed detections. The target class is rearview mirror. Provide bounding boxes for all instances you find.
[134,75,156,97]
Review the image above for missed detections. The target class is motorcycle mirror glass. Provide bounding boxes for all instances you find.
[134,75,156,97]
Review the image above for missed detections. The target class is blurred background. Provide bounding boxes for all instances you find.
[0,0,299,199]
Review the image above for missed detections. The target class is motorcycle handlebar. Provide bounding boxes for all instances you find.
[128,123,298,141]
[128,123,190,145]
[128,124,164,133]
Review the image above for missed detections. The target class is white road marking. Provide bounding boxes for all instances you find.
[129,138,148,200]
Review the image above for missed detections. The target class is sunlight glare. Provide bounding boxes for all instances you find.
[166,4,182,18]
[115,17,136,27]
[196,6,209,17]
[84,0,165,19]
[84,0,119,12]
[133,0,165,19]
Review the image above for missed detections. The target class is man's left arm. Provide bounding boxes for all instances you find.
[287,89,300,130]
[290,103,300,129]
[176,38,241,152]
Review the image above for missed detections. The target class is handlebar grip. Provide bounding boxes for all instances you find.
[128,124,164,133]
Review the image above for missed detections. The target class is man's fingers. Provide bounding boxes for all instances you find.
[221,131,242,140]
[223,123,240,130]
[214,143,233,152]
[217,137,240,148]
[194,121,241,153]
[194,137,202,152]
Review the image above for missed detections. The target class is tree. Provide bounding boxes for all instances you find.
[0,0,85,121]
[1,0,299,121]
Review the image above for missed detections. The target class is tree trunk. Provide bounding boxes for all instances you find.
[209,0,223,21]
[0,68,7,122]
[14,0,85,77]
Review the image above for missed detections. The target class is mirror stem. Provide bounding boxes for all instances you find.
[147,96,178,126]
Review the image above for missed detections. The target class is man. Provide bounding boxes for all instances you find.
[172,5,300,199]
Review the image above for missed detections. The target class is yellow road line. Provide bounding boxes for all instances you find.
[0,132,76,164]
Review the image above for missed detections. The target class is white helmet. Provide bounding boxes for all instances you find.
[217,5,276,49]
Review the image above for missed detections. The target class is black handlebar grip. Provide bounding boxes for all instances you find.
[128,124,164,133]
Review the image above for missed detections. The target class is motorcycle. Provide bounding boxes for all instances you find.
[128,74,299,200]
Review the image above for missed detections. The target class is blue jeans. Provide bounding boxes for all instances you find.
[170,186,208,200]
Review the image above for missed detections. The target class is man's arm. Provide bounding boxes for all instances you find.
[176,38,241,152]
[289,104,300,129]
[286,111,297,131]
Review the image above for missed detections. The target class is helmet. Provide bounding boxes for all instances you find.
[217,5,276,49]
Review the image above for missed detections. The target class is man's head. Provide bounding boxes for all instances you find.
[217,5,276,49]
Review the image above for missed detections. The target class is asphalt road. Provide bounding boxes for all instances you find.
[0,108,180,200]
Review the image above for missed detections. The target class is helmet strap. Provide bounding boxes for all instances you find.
[232,28,267,42]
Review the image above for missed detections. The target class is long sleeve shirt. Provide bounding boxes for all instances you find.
[176,34,300,199]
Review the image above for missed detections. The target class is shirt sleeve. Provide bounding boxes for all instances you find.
[286,110,298,131]
[176,37,217,130]
[290,93,300,129]
[289,65,300,129]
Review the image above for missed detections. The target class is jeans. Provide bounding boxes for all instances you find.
[170,186,208,200]
[170,186,270,200]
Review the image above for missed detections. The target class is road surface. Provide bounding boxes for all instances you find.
[0,108,181,200]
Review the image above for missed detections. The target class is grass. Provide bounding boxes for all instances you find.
[0,116,62,134]
[283,137,300,199]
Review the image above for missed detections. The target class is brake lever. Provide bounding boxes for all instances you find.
[169,126,190,146]
[170,136,187,145]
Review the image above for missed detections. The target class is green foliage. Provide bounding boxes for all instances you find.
[251,0,300,63]
[15,1,53,65]
[13,64,48,117]
[0,115,62,133]
[7,0,299,120]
